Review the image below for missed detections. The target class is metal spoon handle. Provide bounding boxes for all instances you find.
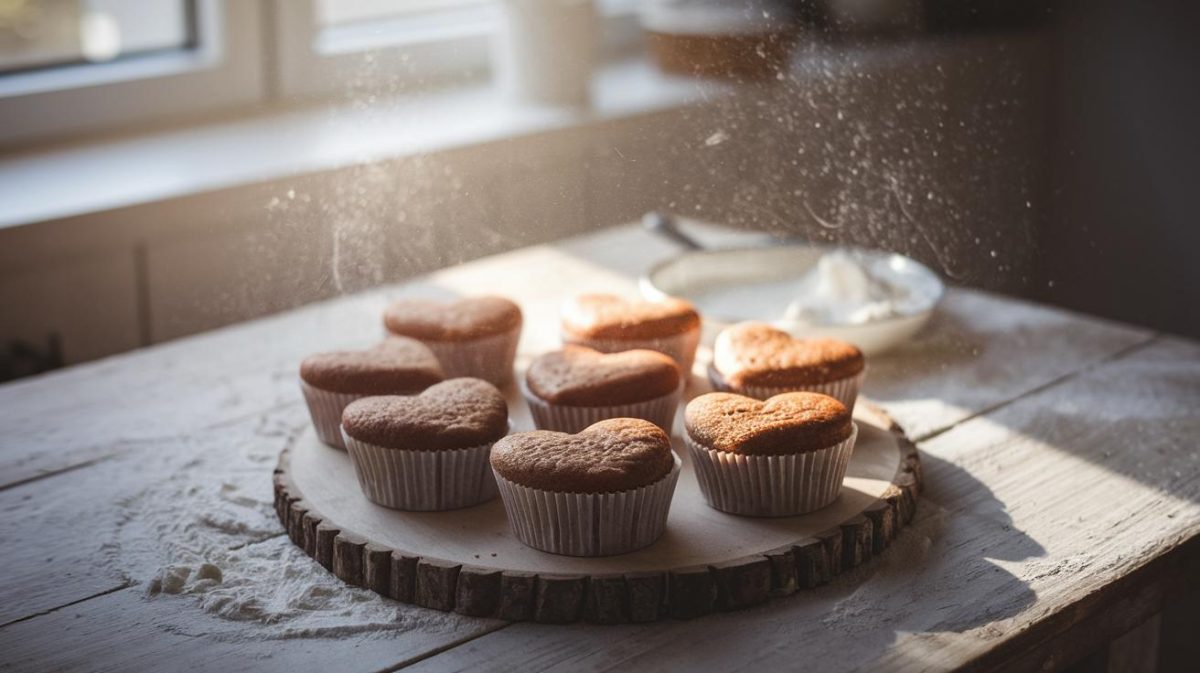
[641,211,704,251]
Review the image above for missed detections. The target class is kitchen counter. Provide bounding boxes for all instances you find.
[1,223,1197,672]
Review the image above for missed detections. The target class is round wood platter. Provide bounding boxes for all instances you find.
[273,385,922,624]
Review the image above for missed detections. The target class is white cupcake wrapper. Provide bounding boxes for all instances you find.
[342,433,499,511]
[421,326,521,386]
[563,326,701,378]
[520,378,682,434]
[686,424,858,517]
[708,365,864,410]
[493,453,682,557]
[300,381,363,450]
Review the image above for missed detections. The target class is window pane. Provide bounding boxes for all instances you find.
[315,0,486,27]
[0,0,190,74]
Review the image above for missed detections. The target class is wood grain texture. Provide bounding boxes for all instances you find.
[270,409,923,622]
[584,575,628,625]
[496,572,537,622]
[0,223,1146,634]
[0,584,496,673]
[710,557,772,611]
[534,575,586,624]
[390,551,419,603]
[455,567,502,618]
[0,410,301,625]
[415,560,461,612]
[793,537,829,589]
[763,545,799,597]
[363,544,392,596]
[0,223,1194,673]
[864,499,897,554]
[401,337,1200,673]
[626,572,666,623]
[332,533,366,587]
[0,224,1151,489]
[839,515,874,569]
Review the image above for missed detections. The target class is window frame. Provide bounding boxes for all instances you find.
[0,0,646,146]
[273,0,644,100]
[0,0,265,147]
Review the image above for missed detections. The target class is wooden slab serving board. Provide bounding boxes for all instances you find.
[274,378,922,624]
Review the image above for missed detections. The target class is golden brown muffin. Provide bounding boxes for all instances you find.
[341,378,508,450]
[490,419,674,493]
[713,322,864,388]
[525,346,680,406]
[299,338,444,395]
[685,391,853,456]
[561,294,700,341]
[383,296,522,342]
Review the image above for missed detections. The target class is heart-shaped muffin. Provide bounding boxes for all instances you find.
[383,296,522,342]
[300,337,444,395]
[685,391,852,455]
[526,346,680,406]
[713,322,864,388]
[561,294,700,340]
[342,378,508,451]
[491,419,674,493]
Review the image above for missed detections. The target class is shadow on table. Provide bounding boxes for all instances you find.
[783,451,1046,665]
[487,453,1046,673]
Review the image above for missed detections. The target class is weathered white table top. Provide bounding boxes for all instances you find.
[1,224,1197,672]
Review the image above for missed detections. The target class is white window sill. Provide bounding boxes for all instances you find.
[0,57,723,232]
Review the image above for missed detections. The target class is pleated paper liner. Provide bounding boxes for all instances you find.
[300,381,363,450]
[563,325,701,378]
[420,325,521,387]
[494,453,682,557]
[708,364,864,410]
[520,377,682,434]
[686,424,858,517]
[342,433,499,511]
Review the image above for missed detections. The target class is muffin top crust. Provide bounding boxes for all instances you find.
[685,391,853,455]
[300,337,444,395]
[561,294,700,340]
[341,378,508,450]
[490,419,675,493]
[525,345,680,406]
[713,322,864,387]
[383,295,522,341]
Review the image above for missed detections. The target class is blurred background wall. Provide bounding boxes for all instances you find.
[0,0,1196,382]
[1039,0,1200,340]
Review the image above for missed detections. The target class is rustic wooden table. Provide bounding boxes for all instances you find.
[1,224,1197,672]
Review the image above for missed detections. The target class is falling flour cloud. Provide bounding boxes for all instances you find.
[706,130,730,146]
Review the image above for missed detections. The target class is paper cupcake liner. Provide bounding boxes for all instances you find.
[520,378,682,434]
[342,433,499,511]
[300,381,363,450]
[493,453,682,557]
[421,325,520,386]
[563,326,701,378]
[686,424,858,517]
[708,365,864,410]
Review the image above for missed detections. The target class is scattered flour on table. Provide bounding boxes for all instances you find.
[104,404,477,641]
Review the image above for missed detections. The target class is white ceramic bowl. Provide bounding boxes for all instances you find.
[640,244,944,356]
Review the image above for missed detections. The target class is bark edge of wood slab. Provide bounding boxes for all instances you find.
[272,401,922,623]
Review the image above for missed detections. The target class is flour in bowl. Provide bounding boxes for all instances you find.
[784,250,917,325]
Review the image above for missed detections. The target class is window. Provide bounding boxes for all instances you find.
[274,0,495,99]
[0,0,192,74]
[0,0,644,145]
[274,0,643,99]
[314,0,488,28]
[0,0,263,146]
